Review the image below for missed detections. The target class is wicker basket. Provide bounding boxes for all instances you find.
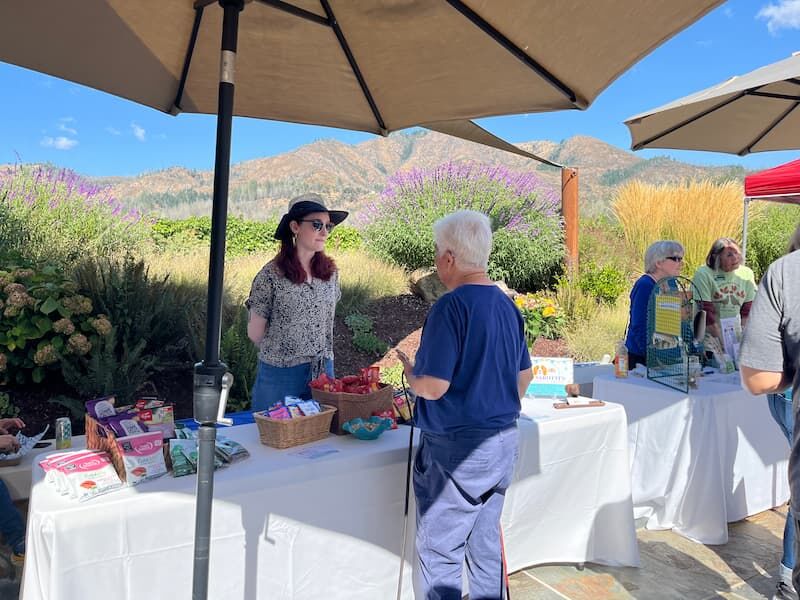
[85,414,127,482]
[253,404,337,449]
[311,384,394,435]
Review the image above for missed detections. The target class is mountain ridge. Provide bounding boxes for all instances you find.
[88,131,747,219]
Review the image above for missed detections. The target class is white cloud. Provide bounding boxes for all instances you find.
[723,7,734,18]
[758,0,800,33]
[105,126,121,136]
[58,117,77,135]
[131,122,146,142]
[40,136,78,150]
[154,133,167,140]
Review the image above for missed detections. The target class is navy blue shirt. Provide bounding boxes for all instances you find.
[412,285,531,433]
[625,274,656,358]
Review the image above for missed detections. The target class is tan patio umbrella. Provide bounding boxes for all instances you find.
[0,1,723,597]
[625,52,800,155]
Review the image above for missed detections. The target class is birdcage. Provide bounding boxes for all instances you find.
[646,276,705,392]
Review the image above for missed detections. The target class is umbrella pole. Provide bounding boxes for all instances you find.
[192,2,243,600]
[741,197,750,264]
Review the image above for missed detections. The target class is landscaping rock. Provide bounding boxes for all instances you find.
[409,268,447,303]
[494,280,517,299]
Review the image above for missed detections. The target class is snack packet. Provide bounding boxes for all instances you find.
[85,395,117,420]
[215,437,250,464]
[169,439,196,477]
[59,451,124,502]
[106,413,148,438]
[117,431,167,485]
[296,400,321,416]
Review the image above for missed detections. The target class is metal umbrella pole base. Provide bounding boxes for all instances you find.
[192,365,234,600]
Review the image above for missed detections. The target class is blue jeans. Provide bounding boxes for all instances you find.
[0,480,24,554]
[770,392,795,570]
[250,359,333,413]
[413,425,519,600]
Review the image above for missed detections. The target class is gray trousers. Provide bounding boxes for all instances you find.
[413,425,519,600]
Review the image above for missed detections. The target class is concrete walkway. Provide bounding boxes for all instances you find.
[509,506,788,600]
[0,505,788,599]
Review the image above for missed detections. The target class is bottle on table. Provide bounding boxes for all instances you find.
[614,341,629,378]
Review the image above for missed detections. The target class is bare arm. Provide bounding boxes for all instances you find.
[396,350,451,400]
[247,310,268,345]
[517,368,533,399]
[740,365,791,395]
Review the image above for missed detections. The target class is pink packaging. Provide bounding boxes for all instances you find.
[116,431,167,485]
[53,451,123,501]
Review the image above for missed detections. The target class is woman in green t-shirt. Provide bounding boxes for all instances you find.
[692,237,756,355]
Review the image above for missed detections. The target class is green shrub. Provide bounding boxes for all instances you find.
[152,216,280,257]
[60,329,155,402]
[0,392,19,418]
[746,204,800,280]
[0,261,112,384]
[220,306,259,412]
[72,255,207,369]
[359,163,563,292]
[0,165,152,268]
[577,263,628,305]
[344,313,373,335]
[352,331,389,356]
[328,225,362,252]
[488,225,564,292]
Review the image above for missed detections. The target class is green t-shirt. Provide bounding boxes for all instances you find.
[692,265,756,320]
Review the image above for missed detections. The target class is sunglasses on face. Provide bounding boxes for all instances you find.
[666,256,684,262]
[299,219,334,233]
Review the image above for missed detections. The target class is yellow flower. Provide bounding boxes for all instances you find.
[542,306,556,318]
[514,297,525,308]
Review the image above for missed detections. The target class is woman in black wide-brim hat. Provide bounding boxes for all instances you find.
[245,193,348,412]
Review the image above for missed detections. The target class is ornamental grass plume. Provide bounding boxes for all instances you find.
[612,180,758,274]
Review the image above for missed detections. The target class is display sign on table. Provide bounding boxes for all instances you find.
[527,357,573,398]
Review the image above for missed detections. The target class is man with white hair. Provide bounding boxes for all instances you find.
[398,210,533,599]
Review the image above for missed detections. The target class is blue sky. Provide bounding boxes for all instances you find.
[1,0,800,177]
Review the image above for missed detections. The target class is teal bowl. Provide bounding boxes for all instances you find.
[342,416,393,440]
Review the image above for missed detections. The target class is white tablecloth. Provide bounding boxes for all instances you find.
[593,373,790,544]
[22,398,638,600]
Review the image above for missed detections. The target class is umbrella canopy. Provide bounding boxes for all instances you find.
[626,52,800,155]
[4,0,721,132]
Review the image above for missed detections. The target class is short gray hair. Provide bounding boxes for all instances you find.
[432,210,492,270]
[644,240,684,273]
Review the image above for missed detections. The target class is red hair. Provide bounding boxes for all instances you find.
[274,238,336,284]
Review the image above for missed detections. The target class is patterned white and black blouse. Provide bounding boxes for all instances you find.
[245,261,340,375]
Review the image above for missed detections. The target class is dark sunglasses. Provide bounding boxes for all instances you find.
[299,219,334,233]
[666,256,684,262]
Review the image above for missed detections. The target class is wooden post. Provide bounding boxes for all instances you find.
[561,167,579,271]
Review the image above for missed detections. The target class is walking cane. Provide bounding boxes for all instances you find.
[500,526,512,599]
[396,375,416,600]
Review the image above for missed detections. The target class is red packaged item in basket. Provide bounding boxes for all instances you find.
[372,409,397,429]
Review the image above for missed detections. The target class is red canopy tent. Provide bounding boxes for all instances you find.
[742,158,800,261]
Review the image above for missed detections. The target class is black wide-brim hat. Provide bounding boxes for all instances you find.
[274,193,349,240]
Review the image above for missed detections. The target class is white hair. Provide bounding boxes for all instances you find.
[644,240,684,273]
[432,210,492,270]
